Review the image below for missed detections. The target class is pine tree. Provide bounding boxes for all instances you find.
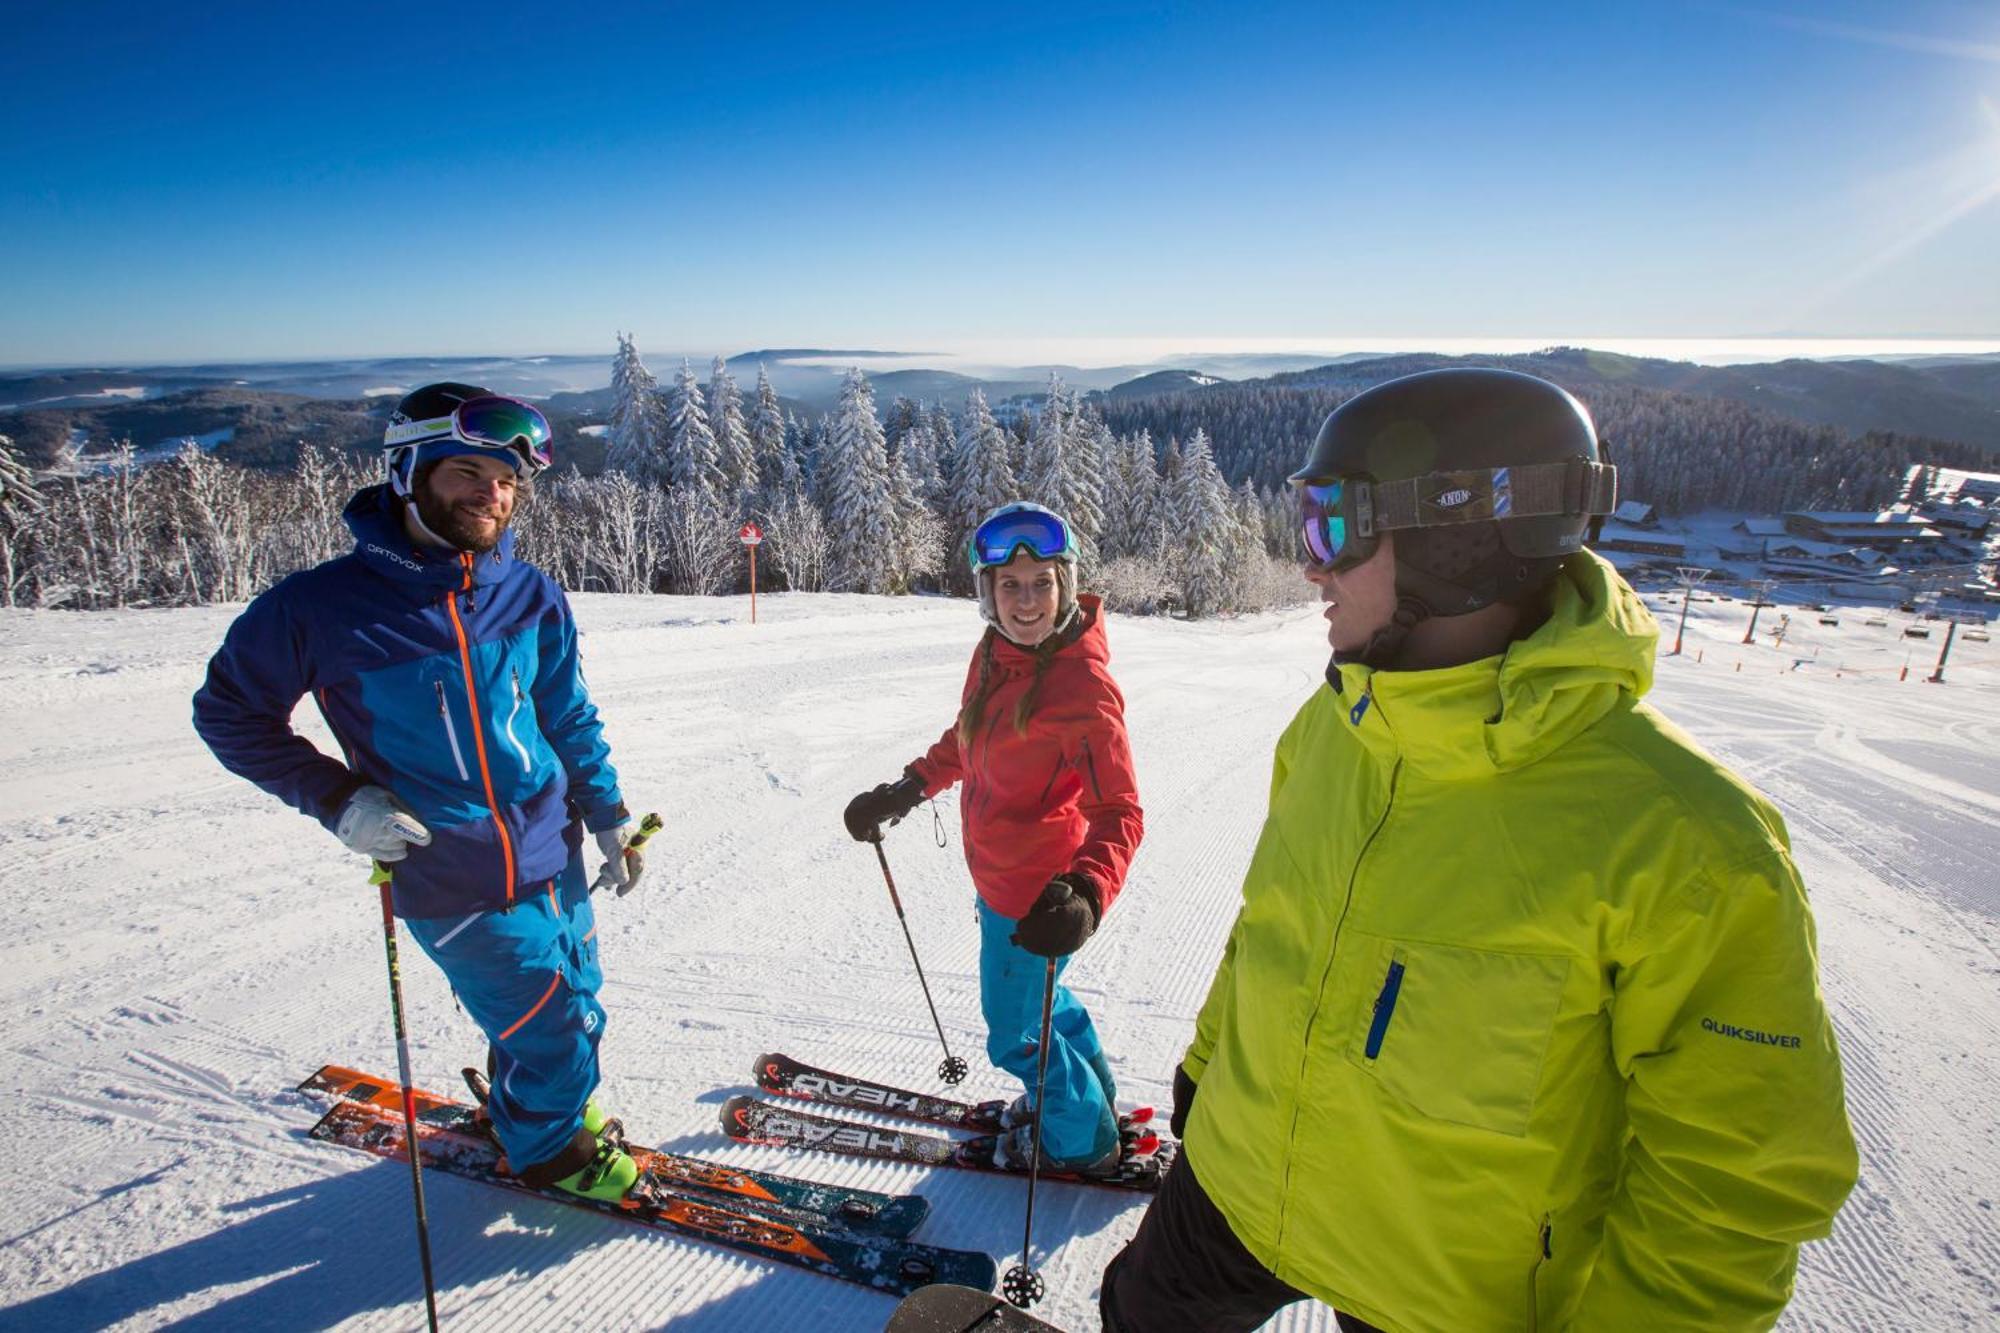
[820,368,899,593]
[894,421,947,511]
[1105,430,1163,558]
[750,365,788,495]
[888,444,946,592]
[884,395,923,453]
[665,360,724,495]
[708,356,756,506]
[952,389,1017,541]
[1017,374,1103,558]
[927,402,959,508]
[1172,428,1239,617]
[606,333,668,482]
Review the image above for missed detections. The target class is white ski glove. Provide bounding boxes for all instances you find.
[335,786,432,863]
[589,821,646,897]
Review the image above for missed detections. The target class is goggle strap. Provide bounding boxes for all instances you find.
[1369,461,1617,531]
[383,416,457,446]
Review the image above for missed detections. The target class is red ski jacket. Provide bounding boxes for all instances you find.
[909,595,1144,920]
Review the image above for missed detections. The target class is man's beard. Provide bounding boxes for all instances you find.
[412,483,513,552]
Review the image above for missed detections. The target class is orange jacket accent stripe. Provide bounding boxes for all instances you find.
[498,971,563,1041]
[445,557,517,903]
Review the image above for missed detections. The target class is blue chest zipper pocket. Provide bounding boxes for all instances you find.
[435,680,470,782]
[1364,957,1406,1060]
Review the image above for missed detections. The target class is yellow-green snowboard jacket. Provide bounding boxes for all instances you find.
[1182,551,1856,1332]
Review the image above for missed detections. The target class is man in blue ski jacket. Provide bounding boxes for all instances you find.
[194,382,645,1201]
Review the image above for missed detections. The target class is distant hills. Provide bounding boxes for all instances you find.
[2,345,1995,469]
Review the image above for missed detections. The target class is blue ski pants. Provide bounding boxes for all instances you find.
[406,850,605,1172]
[978,899,1119,1164]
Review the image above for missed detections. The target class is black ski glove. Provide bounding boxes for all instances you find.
[1170,1063,1198,1140]
[843,771,926,843]
[1009,874,1101,957]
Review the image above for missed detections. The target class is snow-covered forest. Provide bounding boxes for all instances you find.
[1097,368,1991,517]
[8,334,1992,618]
[0,339,1304,618]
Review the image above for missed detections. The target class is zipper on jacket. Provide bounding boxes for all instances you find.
[1080,736,1103,802]
[434,680,471,782]
[446,558,516,905]
[1037,753,1065,805]
[1276,757,1402,1249]
[503,667,534,774]
[1529,1214,1553,1333]
[1363,954,1406,1060]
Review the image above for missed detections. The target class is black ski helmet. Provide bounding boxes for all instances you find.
[1290,368,1616,619]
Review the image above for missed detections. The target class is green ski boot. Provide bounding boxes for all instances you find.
[519,1109,640,1203]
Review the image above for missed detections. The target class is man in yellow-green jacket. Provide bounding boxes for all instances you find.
[1101,369,1857,1333]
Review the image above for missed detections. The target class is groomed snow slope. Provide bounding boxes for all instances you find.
[0,590,1993,1331]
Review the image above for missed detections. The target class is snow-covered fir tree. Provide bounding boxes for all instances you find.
[893,421,947,511]
[606,333,668,482]
[1105,429,1163,558]
[1171,428,1240,618]
[883,395,923,453]
[665,360,725,495]
[818,368,900,593]
[887,444,946,592]
[707,356,756,506]
[749,366,788,495]
[951,388,1017,544]
[926,402,959,507]
[1019,375,1104,558]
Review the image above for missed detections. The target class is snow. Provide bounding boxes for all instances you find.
[577,424,608,437]
[0,590,1994,1330]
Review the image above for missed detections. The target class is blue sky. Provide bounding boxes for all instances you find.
[3,1,1997,365]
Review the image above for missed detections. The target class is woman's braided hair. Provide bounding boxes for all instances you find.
[954,564,1076,746]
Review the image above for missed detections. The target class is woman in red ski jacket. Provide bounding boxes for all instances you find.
[845,503,1144,1175]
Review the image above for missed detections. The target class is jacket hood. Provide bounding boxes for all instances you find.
[1332,551,1654,778]
[343,482,516,591]
[988,593,1109,675]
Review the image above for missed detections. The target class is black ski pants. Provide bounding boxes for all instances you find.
[1100,1153,1385,1333]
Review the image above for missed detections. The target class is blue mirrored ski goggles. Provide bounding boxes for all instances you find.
[969,507,1075,572]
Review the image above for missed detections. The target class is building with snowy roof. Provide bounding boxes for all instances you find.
[1782,511,1936,551]
[1762,539,1900,582]
[1594,521,1686,558]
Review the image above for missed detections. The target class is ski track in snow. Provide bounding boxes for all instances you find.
[0,593,1995,1330]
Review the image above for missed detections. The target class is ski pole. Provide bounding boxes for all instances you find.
[1001,953,1060,1309]
[870,839,969,1085]
[372,863,442,1332]
[589,811,662,897]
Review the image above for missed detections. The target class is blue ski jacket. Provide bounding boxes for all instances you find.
[193,483,625,919]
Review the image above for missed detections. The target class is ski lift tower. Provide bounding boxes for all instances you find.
[1671,565,1711,656]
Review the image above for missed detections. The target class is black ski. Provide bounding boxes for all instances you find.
[721,1096,1171,1192]
[309,1097,993,1296]
[755,1051,1155,1137]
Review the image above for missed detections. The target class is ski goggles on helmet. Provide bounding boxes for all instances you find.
[1294,459,1618,570]
[1296,477,1377,572]
[384,395,554,477]
[968,505,1076,573]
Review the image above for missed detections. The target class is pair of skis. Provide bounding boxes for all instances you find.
[300,1065,994,1297]
[722,1052,1173,1191]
